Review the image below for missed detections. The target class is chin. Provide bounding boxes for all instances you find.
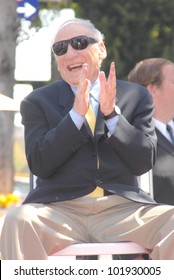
[68,80,79,88]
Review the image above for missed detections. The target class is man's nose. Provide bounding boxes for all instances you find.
[66,44,77,56]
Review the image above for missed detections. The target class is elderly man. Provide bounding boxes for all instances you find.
[1,19,174,260]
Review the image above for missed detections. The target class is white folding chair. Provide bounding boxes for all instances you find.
[48,242,148,260]
[138,169,154,198]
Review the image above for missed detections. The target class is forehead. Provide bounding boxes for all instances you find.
[55,23,93,41]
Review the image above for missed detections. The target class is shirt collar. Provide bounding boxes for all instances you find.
[153,118,174,136]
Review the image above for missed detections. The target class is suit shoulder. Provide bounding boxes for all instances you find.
[24,80,70,101]
[117,79,149,95]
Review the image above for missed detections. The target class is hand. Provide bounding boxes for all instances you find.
[99,62,116,116]
[73,63,91,116]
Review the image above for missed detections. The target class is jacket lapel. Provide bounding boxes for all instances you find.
[58,82,75,115]
[95,110,105,139]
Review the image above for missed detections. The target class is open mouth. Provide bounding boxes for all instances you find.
[68,64,83,71]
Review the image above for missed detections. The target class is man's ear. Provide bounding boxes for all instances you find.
[98,42,107,60]
[147,84,158,100]
[147,84,155,94]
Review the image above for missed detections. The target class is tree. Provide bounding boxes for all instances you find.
[73,0,174,78]
[0,0,20,193]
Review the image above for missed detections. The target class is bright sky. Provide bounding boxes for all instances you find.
[15,8,75,82]
[13,8,75,127]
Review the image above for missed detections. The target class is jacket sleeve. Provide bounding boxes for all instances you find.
[105,85,157,175]
[20,98,88,178]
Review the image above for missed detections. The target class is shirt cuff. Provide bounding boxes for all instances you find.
[69,108,85,130]
[105,115,119,136]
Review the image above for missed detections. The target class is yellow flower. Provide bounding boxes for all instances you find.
[0,193,19,208]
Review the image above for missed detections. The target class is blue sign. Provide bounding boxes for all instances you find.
[16,0,39,21]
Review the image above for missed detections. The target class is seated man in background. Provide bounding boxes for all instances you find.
[128,58,174,205]
[2,19,174,260]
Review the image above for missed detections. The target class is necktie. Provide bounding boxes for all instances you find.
[85,103,104,197]
[85,105,96,135]
[166,124,174,144]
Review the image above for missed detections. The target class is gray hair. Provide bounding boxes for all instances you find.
[54,18,104,43]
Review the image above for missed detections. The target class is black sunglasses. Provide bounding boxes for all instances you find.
[52,35,98,56]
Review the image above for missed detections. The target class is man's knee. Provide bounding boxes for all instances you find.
[3,204,37,226]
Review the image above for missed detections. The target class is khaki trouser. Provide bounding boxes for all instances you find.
[1,195,174,259]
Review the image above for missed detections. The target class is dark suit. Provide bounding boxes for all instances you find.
[153,128,174,205]
[20,79,157,204]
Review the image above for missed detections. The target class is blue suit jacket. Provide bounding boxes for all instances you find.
[20,79,157,204]
[153,128,174,205]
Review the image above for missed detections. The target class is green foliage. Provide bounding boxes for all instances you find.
[72,0,174,78]
[19,0,174,79]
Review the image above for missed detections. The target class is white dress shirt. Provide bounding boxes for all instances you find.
[153,118,174,144]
